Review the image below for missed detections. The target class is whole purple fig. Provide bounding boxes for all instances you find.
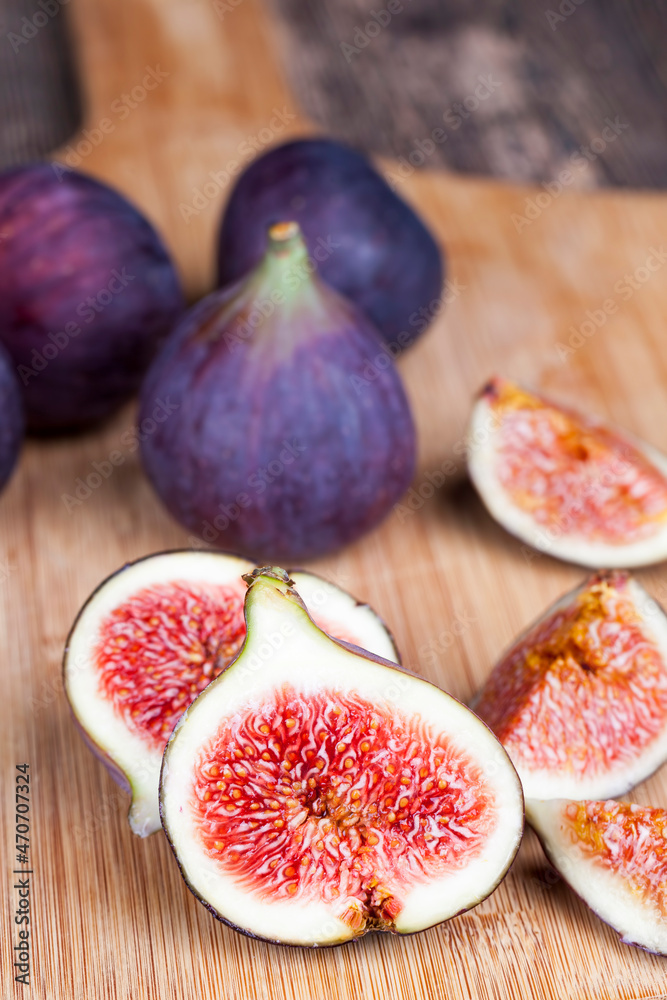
[0,344,24,491]
[217,139,443,347]
[0,165,185,432]
[140,222,416,562]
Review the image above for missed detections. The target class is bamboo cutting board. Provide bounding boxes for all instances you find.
[4,1,667,998]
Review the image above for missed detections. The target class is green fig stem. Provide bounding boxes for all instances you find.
[254,221,313,305]
[242,566,312,632]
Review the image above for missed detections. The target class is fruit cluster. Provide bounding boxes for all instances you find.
[65,374,667,951]
[0,139,443,562]
[6,132,667,955]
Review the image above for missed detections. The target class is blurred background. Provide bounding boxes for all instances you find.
[2,0,665,186]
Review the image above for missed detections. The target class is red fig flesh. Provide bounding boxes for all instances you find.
[528,797,667,956]
[64,551,399,836]
[467,377,667,567]
[139,222,416,562]
[473,572,667,800]
[161,569,524,946]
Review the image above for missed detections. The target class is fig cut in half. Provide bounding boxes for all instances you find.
[161,568,524,947]
[527,798,667,956]
[467,377,667,567]
[473,572,667,801]
[64,551,398,837]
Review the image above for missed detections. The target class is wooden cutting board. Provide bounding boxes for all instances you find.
[4,1,667,997]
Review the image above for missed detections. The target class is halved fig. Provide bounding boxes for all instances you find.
[467,376,667,567]
[473,571,667,800]
[161,568,524,947]
[527,798,667,956]
[63,551,399,837]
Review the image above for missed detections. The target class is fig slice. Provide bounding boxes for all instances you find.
[527,797,667,956]
[63,551,399,837]
[467,376,667,567]
[161,568,524,947]
[473,571,667,800]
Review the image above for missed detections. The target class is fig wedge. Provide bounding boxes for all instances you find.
[160,568,524,947]
[528,798,667,956]
[467,377,667,567]
[473,572,667,800]
[64,551,398,837]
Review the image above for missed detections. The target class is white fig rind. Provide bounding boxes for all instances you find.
[527,798,667,956]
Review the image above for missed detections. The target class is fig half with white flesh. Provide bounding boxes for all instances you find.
[473,572,667,800]
[527,798,667,956]
[467,377,667,567]
[160,568,524,947]
[63,551,399,837]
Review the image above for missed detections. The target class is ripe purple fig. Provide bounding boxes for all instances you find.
[139,221,416,562]
[216,139,444,346]
[0,164,185,431]
[0,343,24,490]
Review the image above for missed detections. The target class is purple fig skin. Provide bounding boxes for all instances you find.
[0,164,185,432]
[140,225,416,563]
[216,139,444,347]
[0,343,23,491]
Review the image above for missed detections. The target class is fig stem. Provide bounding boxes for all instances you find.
[268,221,301,246]
[238,222,317,315]
[242,566,294,588]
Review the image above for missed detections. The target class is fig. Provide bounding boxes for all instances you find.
[160,568,524,947]
[0,343,24,491]
[473,571,667,800]
[527,798,667,956]
[139,221,416,563]
[467,376,667,567]
[63,550,399,837]
[0,164,184,431]
[216,138,444,346]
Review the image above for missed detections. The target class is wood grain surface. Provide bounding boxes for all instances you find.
[3,1,667,998]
